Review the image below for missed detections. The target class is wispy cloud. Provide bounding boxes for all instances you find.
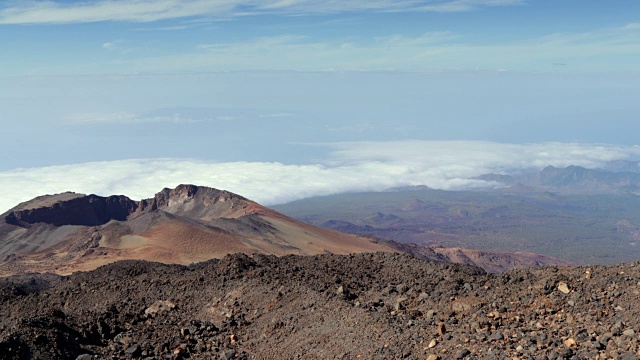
[1,141,639,213]
[102,41,117,50]
[66,112,202,124]
[415,0,524,12]
[101,40,133,53]
[65,107,297,125]
[0,0,524,24]
[115,22,640,73]
[258,112,296,118]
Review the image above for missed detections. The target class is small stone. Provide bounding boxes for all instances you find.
[144,300,176,316]
[124,344,141,357]
[428,339,437,348]
[76,355,93,360]
[174,344,187,356]
[426,309,436,319]
[600,332,613,344]
[418,292,429,302]
[113,333,131,345]
[396,283,409,294]
[557,282,570,294]
[395,296,408,311]
[220,349,236,360]
[230,334,238,344]
[437,323,446,336]
[614,305,624,311]
[623,329,636,337]
[451,300,472,313]
[455,348,471,359]
[564,338,577,347]
[426,355,439,360]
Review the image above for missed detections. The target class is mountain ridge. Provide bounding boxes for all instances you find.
[0,185,573,276]
[0,185,395,276]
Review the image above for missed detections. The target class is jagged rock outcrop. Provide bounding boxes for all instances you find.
[3,185,254,229]
[5,195,137,227]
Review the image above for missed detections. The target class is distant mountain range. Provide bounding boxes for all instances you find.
[0,185,571,275]
[273,165,640,265]
[475,161,640,194]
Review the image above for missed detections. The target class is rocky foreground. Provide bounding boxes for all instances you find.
[1,253,640,359]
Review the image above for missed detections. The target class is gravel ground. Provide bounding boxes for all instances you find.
[1,252,639,359]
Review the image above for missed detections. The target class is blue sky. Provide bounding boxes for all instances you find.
[1,0,639,74]
[1,0,640,209]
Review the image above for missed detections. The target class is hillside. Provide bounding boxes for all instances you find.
[0,185,393,276]
[1,253,639,359]
[273,187,640,265]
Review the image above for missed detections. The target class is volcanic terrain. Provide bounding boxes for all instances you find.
[0,186,638,359]
[0,185,571,275]
[1,252,640,359]
[0,185,394,276]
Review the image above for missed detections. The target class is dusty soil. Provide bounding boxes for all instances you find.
[0,186,396,276]
[1,253,640,359]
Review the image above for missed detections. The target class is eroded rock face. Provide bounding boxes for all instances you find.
[5,195,137,227]
[3,185,251,228]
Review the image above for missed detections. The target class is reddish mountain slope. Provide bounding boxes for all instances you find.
[0,185,394,275]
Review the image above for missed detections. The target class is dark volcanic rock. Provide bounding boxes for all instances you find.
[5,195,137,227]
[3,185,247,228]
[1,253,639,359]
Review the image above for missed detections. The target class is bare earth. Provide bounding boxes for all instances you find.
[0,253,639,359]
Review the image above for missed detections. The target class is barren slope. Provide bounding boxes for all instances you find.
[1,253,639,359]
[0,185,395,275]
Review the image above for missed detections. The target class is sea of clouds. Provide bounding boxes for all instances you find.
[2,140,639,213]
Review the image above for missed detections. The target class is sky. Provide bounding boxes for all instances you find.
[1,0,640,211]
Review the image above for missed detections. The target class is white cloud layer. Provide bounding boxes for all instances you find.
[2,141,640,214]
[0,0,524,24]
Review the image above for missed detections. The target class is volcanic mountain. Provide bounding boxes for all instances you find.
[0,185,573,276]
[0,185,395,276]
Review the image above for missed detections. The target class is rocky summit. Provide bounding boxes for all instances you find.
[1,252,640,359]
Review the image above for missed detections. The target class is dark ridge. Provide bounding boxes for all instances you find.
[3,184,246,228]
[5,195,137,227]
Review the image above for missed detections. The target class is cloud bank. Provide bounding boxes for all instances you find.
[1,141,639,213]
[0,0,524,24]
